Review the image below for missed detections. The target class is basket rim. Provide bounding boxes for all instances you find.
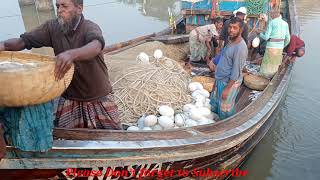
[0,51,56,73]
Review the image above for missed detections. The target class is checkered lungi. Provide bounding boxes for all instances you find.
[54,94,122,130]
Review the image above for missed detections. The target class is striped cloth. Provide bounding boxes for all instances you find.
[54,94,122,130]
[210,79,242,120]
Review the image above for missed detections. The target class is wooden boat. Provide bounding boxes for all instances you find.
[0,0,299,179]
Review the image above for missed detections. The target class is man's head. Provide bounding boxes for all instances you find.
[228,17,244,41]
[270,8,281,19]
[236,12,246,20]
[214,17,224,31]
[296,47,305,57]
[56,0,83,33]
[234,7,247,21]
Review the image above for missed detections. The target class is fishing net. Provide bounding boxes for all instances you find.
[246,0,268,15]
[105,41,192,124]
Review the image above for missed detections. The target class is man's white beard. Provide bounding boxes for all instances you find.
[58,15,79,34]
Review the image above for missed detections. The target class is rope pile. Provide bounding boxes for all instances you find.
[109,55,192,124]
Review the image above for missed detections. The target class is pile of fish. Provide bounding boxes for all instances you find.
[249,90,262,101]
[245,61,261,75]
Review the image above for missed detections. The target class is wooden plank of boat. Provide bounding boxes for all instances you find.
[0,1,298,179]
[148,34,190,44]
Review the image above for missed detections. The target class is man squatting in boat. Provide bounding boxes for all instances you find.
[0,0,122,130]
[188,18,223,65]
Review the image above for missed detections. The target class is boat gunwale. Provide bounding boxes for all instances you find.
[1,68,291,168]
[4,56,292,155]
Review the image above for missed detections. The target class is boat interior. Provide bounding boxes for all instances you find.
[49,1,293,142]
[1,1,294,155]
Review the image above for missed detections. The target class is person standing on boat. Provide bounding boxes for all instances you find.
[188,22,219,63]
[210,17,248,120]
[257,8,290,79]
[0,0,122,130]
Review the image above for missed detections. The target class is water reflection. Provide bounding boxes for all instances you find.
[0,0,180,45]
[117,0,180,20]
[236,0,320,179]
[296,0,320,24]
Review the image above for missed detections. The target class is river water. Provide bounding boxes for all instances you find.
[0,0,319,180]
[237,0,320,180]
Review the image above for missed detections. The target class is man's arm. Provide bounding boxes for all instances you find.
[286,35,296,56]
[0,38,26,51]
[242,25,249,44]
[205,39,212,52]
[55,21,105,80]
[54,40,102,80]
[71,40,102,62]
[284,24,291,47]
[259,21,273,41]
[222,80,235,100]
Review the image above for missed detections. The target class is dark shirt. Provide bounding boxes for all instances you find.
[220,19,249,45]
[20,15,112,101]
[286,35,305,56]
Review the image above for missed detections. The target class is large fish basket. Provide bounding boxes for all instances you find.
[0,51,74,107]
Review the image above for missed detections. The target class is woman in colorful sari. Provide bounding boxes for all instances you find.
[257,9,290,79]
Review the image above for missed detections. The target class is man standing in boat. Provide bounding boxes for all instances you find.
[210,17,248,120]
[257,8,290,79]
[0,0,122,130]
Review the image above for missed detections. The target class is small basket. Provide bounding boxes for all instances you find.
[0,51,74,107]
[244,74,270,91]
[192,76,215,92]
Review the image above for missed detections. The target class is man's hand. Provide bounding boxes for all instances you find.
[222,87,230,100]
[207,61,216,72]
[54,50,75,81]
[0,42,5,51]
[289,56,297,63]
[255,29,263,34]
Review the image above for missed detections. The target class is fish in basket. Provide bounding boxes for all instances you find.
[0,51,74,107]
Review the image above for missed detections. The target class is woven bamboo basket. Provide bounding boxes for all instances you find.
[192,76,215,92]
[244,74,270,91]
[0,51,74,107]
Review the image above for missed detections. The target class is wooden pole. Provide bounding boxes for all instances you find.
[18,0,34,6]
[19,0,54,11]
[18,0,56,55]
[34,0,54,11]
